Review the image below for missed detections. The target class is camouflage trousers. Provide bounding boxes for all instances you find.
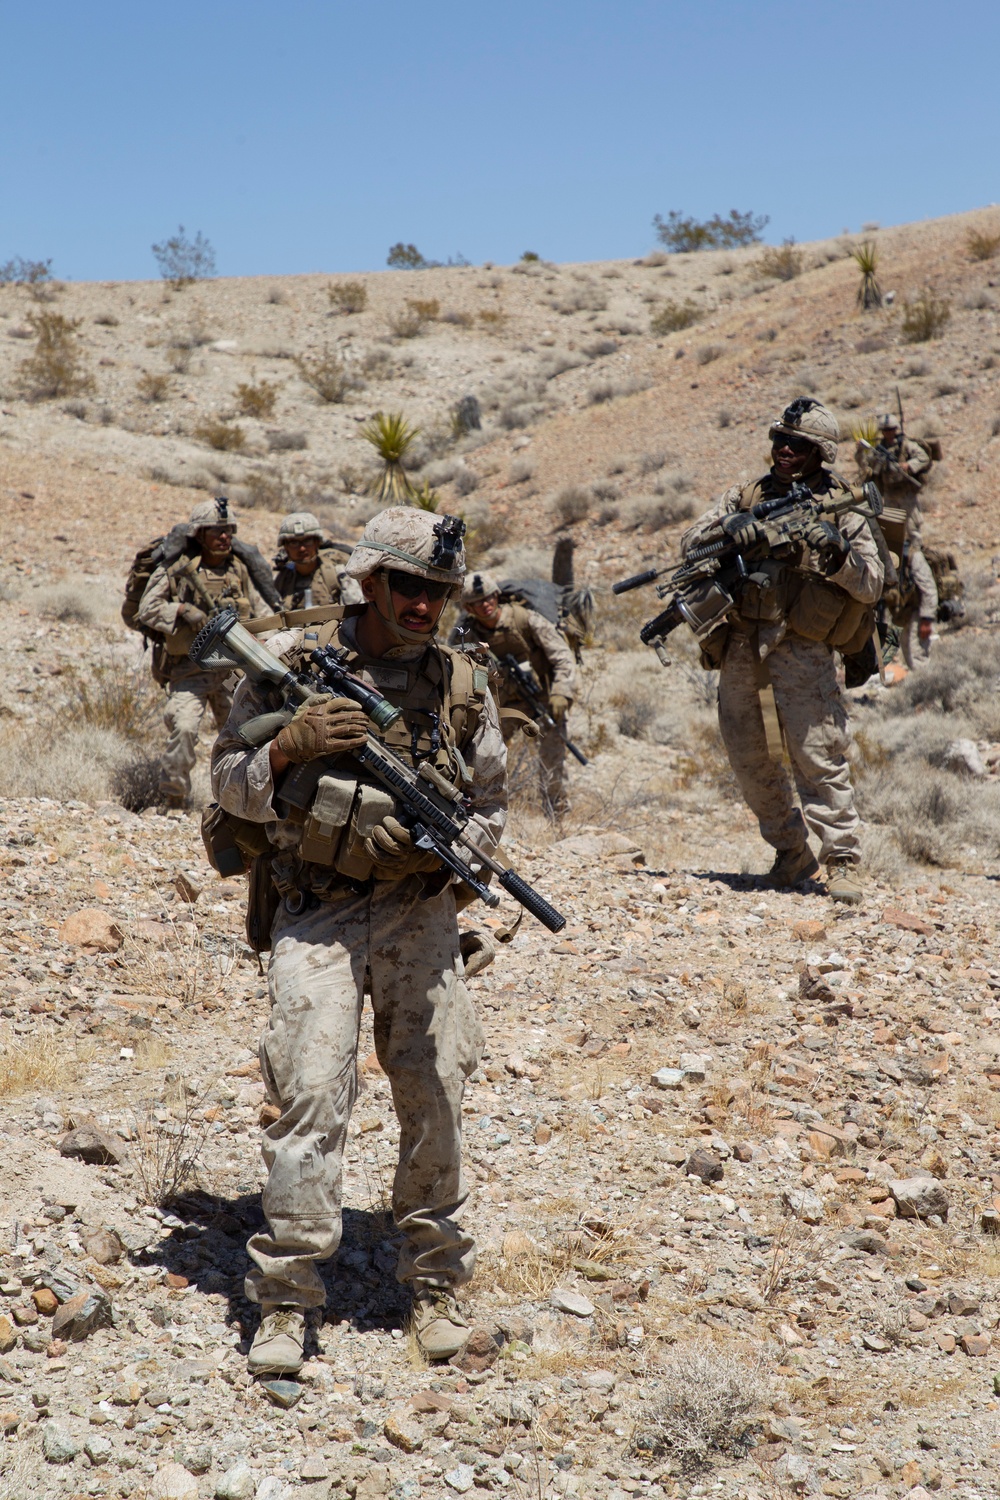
[245,879,484,1309]
[899,548,938,670]
[503,720,569,817]
[159,670,233,801]
[717,632,861,864]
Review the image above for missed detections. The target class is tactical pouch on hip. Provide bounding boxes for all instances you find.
[299,771,358,866]
[785,576,848,643]
[201,801,272,877]
[335,782,397,881]
[738,564,785,623]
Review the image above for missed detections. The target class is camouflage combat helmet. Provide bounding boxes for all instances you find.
[345,506,466,645]
[278,510,324,543]
[768,397,839,465]
[461,569,501,605]
[189,495,237,532]
[876,412,900,432]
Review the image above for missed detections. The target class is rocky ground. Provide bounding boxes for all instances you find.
[2,210,1000,1499]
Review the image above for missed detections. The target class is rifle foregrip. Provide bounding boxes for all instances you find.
[238,710,293,747]
[640,604,681,645]
[498,870,566,933]
[613,569,658,595]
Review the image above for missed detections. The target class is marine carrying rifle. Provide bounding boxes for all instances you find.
[190,608,566,933]
[497,654,589,766]
[613,480,884,664]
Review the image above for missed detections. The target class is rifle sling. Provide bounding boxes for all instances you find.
[749,630,784,762]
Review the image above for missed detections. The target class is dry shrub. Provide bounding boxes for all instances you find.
[64,656,161,739]
[650,298,702,335]
[236,375,279,419]
[137,370,171,403]
[193,417,245,451]
[588,382,615,405]
[966,229,1000,261]
[508,458,534,485]
[34,584,98,624]
[132,1093,213,1207]
[756,240,802,280]
[408,297,439,321]
[327,279,368,314]
[0,724,145,804]
[552,486,592,526]
[267,428,307,452]
[16,311,94,400]
[295,347,351,402]
[622,492,696,531]
[630,1348,767,1471]
[902,291,950,343]
[0,1036,79,1098]
[389,305,429,338]
[695,343,723,366]
[478,308,507,332]
[442,309,474,329]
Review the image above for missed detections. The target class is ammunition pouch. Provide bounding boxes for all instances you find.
[785,575,874,653]
[201,801,272,877]
[698,625,730,672]
[737,561,786,624]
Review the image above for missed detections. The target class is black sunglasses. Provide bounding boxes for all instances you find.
[386,569,450,602]
[773,432,815,455]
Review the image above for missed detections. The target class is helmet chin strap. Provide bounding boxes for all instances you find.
[373,572,437,646]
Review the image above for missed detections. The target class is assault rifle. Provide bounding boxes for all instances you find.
[857,437,921,489]
[612,481,883,665]
[498,654,589,766]
[190,608,566,933]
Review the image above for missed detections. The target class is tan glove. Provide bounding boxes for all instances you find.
[362,816,440,874]
[274,694,368,764]
[177,603,208,629]
[549,694,569,723]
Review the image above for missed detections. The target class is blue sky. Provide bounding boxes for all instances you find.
[3,0,998,281]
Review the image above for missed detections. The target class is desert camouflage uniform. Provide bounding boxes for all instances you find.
[454,603,577,815]
[137,554,268,802]
[272,546,363,611]
[211,616,507,1309]
[857,433,937,667]
[682,470,883,865]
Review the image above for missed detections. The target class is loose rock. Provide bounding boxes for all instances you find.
[550,1288,595,1317]
[42,1420,80,1463]
[58,907,123,952]
[58,1122,126,1166]
[890,1177,950,1221]
[51,1288,113,1342]
[149,1465,200,1500]
[216,1464,256,1500]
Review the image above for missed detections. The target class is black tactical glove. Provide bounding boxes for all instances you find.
[803,519,849,565]
[721,513,768,549]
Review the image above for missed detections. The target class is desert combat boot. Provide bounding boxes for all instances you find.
[826,860,863,905]
[412,1288,470,1361]
[769,845,820,887]
[248,1304,305,1375]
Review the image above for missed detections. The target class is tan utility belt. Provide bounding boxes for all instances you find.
[244,603,365,635]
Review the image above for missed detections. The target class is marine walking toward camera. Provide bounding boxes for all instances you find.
[129,498,273,808]
[622,399,883,904]
[856,409,938,668]
[453,570,578,818]
[209,508,518,1373]
[272,511,363,611]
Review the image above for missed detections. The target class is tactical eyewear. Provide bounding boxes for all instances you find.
[387,569,451,601]
[772,432,815,454]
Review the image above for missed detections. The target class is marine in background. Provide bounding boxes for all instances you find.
[135,498,270,808]
[681,398,884,905]
[856,412,937,668]
[453,570,577,818]
[272,511,363,611]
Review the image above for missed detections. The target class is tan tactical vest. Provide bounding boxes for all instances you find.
[734,475,874,654]
[273,549,343,611]
[163,552,253,656]
[467,602,552,703]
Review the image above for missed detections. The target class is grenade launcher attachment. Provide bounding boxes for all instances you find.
[190,608,566,933]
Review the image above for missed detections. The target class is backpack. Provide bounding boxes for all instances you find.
[498,578,595,661]
[924,544,965,621]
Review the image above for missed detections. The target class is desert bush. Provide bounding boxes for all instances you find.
[591,479,620,502]
[94,311,119,327]
[236,374,279,419]
[695,343,723,366]
[653,209,768,252]
[552,486,592,526]
[453,467,479,496]
[152,226,216,287]
[966,229,1000,261]
[166,342,192,374]
[242,467,292,510]
[193,417,245,451]
[442,309,474,328]
[408,297,440,322]
[16,311,94,400]
[498,401,543,430]
[623,493,696,531]
[35,586,97,624]
[478,308,507,332]
[0,723,148,804]
[0,255,53,286]
[717,408,733,428]
[963,288,996,311]
[63,400,87,420]
[267,429,307,452]
[137,370,171,403]
[650,299,703,335]
[389,306,426,339]
[295,347,351,402]
[584,337,619,359]
[588,382,615,405]
[112,754,162,813]
[631,1348,767,1471]
[856,333,888,353]
[902,291,950,343]
[0,1036,82,1098]
[507,458,534,485]
[639,450,667,474]
[614,694,657,740]
[903,357,929,377]
[66,656,162,740]
[132,1094,213,1207]
[757,240,802,280]
[327,279,368,314]
[387,242,428,269]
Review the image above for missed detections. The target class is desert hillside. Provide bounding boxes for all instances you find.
[0,210,999,1500]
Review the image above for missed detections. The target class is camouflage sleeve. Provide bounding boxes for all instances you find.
[210,629,301,823]
[827,511,884,605]
[680,485,742,555]
[461,685,508,860]
[135,564,180,635]
[247,579,272,619]
[904,438,932,478]
[525,610,577,700]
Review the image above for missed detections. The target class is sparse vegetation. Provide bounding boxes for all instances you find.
[360,410,419,502]
[193,417,246,451]
[267,429,308,452]
[902,290,951,343]
[152,225,216,287]
[966,228,1000,261]
[235,373,280,419]
[757,239,802,281]
[631,1348,767,1471]
[552,486,592,526]
[478,308,507,332]
[132,1093,213,1207]
[695,343,723,365]
[295,347,351,402]
[327,279,368,314]
[0,256,53,287]
[650,298,703,335]
[387,243,428,270]
[16,311,94,400]
[137,370,171,403]
[653,208,769,252]
[851,240,883,310]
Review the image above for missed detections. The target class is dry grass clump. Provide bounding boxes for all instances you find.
[695,343,723,366]
[33,584,101,624]
[267,428,307,452]
[0,724,143,805]
[132,1093,213,1207]
[650,298,702,335]
[622,491,696,532]
[16,311,95,400]
[327,279,368,314]
[67,656,161,740]
[757,240,802,281]
[193,417,245,451]
[552,486,592,526]
[137,370,171,403]
[0,1036,78,1098]
[966,229,1000,261]
[630,1347,768,1471]
[295,347,353,403]
[235,374,279,419]
[902,291,951,343]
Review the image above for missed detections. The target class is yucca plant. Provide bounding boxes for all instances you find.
[360,410,419,502]
[412,479,440,512]
[852,241,883,310]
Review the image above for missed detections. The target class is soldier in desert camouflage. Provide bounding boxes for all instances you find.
[856,412,937,667]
